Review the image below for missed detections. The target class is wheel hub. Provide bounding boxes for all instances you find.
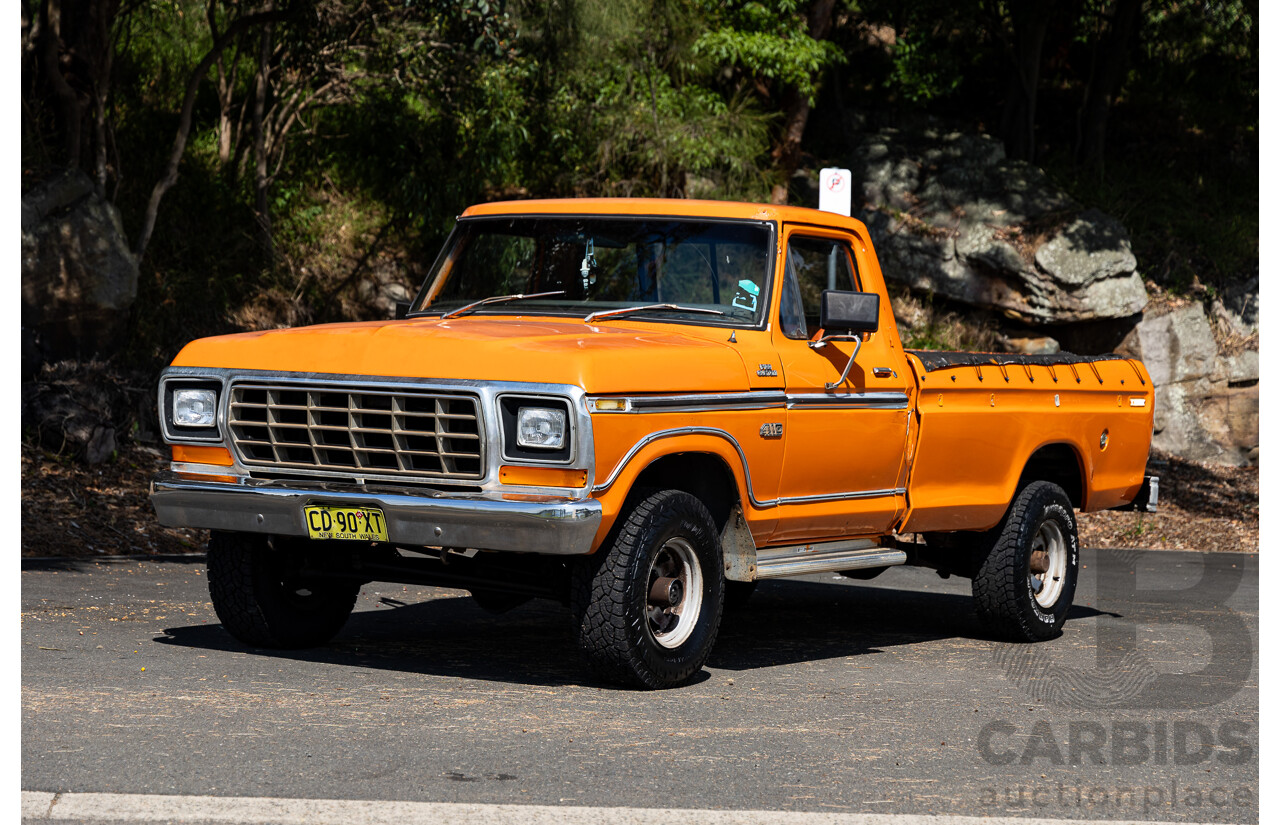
[646,537,703,649]
[1029,520,1067,608]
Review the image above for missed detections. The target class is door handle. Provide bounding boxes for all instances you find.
[873,367,896,378]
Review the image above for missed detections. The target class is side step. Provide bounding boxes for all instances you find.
[754,539,908,580]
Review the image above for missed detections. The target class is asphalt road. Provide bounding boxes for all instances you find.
[21,548,1257,823]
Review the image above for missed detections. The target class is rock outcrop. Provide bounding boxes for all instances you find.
[1117,304,1258,466]
[794,124,1257,466]
[842,129,1148,324]
[22,169,139,369]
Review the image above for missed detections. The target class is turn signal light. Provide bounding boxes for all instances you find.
[171,445,235,466]
[499,465,588,488]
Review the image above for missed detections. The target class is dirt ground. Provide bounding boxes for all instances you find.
[21,442,1258,558]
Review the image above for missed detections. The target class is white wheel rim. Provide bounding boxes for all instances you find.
[647,537,703,649]
[1030,520,1067,608]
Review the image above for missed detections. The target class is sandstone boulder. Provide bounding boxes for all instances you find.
[1117,304,1257,465]
[22,169,139,366]
[843,129,1148,324]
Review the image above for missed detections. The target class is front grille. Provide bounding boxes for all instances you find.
[228,383,484,479]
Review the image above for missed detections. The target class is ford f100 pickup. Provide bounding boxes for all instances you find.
[151,198,1158,688]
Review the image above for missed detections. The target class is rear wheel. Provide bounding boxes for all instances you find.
[572,490,725,688]
[972,481,1079,641]
[207,531,360,648]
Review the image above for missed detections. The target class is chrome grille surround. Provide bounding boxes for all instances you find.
[228,382,484,480]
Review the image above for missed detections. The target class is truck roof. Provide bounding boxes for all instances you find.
[461,197,870,233]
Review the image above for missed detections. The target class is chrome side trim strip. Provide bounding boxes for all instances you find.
[785,391,910,410]
[775,487,908,505]
[589,391,787,414]
[591,426,907,510]
[586,390,909,414]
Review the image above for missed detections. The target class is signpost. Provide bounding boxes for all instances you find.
[819,167,852,216]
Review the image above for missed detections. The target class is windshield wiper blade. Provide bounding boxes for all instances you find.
[584,304,728,324]
[440,290,566,320]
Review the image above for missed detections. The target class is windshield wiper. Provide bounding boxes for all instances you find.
[584,304,728,324]
[439,290,567,320]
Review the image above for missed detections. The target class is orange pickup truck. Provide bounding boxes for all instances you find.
[152,198,1157,688]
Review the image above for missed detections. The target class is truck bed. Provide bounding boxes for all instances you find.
[900,350,1153,534]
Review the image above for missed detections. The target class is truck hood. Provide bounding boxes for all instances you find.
[172,317,755,393]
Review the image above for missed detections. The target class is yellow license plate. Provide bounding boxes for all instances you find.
[303,505,388,541]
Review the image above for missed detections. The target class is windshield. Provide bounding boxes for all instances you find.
[411,216,774,326]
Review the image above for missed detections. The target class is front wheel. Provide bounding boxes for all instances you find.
[572,490,725,688]
[972,481,1079,641]
[207,531,360,648]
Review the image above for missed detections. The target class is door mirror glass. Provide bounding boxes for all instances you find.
[820,290,879,335]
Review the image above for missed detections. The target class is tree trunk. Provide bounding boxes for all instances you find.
[90,1,112,197]
[252,17,274,258]
[769,0,838,205]
[770,90,811,205]
[998,2,1050,163]
[39,0,86,167]
[1076,0,1144,171]
[216,56,236,167]
[133,8,289,262]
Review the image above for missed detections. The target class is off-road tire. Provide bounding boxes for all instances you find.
[571,490,725,689]
[972,481,1079,641]
[207,531,360,648]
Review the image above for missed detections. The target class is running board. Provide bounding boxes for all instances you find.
[754,539,908,580]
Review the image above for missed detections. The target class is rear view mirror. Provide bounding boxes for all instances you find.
[820,290,879,335]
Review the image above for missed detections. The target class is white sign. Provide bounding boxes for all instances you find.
[819,167,852,216]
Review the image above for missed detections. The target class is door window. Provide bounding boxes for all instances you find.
[779,237,860,339]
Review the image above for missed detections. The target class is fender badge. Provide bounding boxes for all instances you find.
[759,422,783,438]
[757,363,777,377]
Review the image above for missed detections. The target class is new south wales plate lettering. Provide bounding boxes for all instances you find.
[303,505,389,541]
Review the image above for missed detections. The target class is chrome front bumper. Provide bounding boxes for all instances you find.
[149,472,602,555]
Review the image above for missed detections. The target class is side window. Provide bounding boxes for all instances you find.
[780,236,860,339]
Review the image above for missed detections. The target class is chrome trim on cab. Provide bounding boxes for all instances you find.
[585,390,908,414]
[591,426,906,509]
[786,391,910,410]
[150,471,602,555]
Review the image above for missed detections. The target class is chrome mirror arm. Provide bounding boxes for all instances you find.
[807,332,865,390]
[825,337,863,389]
[808,332,862,350]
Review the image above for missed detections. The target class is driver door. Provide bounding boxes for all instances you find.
[768,227,912,544]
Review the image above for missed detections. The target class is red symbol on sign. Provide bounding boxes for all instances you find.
[826,172,845,191]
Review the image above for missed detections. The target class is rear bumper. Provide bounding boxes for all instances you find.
[149,471,602,555]
[1116,475,1159,513]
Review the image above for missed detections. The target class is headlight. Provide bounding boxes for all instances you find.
[173,389,218,428]
[517,407,567,450]
[499,395,573,462]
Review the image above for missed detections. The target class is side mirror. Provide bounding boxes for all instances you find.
[820,290,879,335]
[394,301,411,320]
